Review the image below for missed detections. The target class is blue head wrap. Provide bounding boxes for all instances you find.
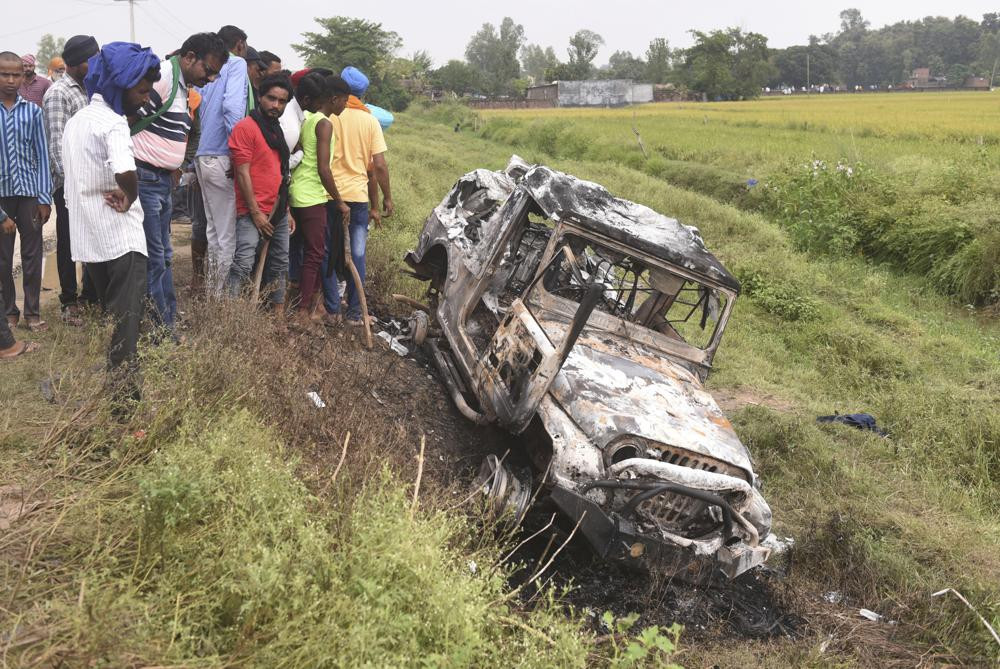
[84,41,161,116]
[341,66,369,97]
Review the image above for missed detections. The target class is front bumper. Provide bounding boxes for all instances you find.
[550,485,770,579]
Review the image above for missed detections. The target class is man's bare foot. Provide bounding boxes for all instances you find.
[0,340,40,360]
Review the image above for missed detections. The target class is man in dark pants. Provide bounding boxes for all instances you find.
[0,204,40,359]
[62,42,161,401]
[0,51,52,332]
[43,35,100,325]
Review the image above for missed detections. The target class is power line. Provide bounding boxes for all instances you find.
[0,7,109,39]
[151,0,198,35]
[136,2,183,43]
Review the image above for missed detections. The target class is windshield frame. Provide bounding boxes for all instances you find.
[524,220,737,370]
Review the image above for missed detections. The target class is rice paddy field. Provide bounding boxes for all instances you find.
[481,91,1000,171]
[472,92,1000,307]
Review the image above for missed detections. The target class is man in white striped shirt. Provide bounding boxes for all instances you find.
[132,33,227,336]
[62,41,161,403]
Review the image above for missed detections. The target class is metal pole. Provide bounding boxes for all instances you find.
[115,0,137,41]
[806,52,810,93]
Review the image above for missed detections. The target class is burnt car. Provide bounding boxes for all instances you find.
[404,156,773,578]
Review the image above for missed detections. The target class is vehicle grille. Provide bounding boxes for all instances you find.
[629,445,746,533]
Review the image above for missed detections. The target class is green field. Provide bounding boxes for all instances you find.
[2,95,998,667]
[470,93,1000,307]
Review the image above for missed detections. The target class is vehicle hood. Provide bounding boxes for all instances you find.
[547,333,755,477]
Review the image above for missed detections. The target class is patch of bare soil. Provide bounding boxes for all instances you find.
[712,387,796,416]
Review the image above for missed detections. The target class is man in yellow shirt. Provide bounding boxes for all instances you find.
[328,66,392,325]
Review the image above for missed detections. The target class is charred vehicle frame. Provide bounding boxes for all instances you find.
[404,157,773,579]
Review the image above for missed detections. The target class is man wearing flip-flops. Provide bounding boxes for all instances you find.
[0,51,52,334]
[0,203,39,360]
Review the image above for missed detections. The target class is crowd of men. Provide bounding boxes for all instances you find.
[0,26,393,405]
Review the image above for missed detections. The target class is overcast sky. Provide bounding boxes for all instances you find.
[3,0,997,71]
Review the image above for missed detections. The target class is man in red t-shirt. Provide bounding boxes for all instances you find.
[226,75,293,310]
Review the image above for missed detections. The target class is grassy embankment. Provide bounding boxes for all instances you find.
[382,110,1000,664]
[471,93,1000,307]
[1,97,997,666]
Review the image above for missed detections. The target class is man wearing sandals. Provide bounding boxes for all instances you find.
[0,51,52,333]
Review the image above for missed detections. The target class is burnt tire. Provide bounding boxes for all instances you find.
[472,454,532,527]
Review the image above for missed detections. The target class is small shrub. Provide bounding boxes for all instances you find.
[737,269,820,322]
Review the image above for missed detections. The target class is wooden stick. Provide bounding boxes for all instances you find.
[410,434,426,519]
[251,239,271,303]
[330,431,350,486]
[343,218,373,348]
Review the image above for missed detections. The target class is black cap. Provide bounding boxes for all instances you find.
[62,35,99,67]
[245,46,263,66]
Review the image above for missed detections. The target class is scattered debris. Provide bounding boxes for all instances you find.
[376,330,409,357]
[824,591,843,604]
[817,412,889,437]
[858,608,886,623]
[306,391,326,408]
[404,155,774,579]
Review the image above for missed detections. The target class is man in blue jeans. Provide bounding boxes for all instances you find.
[226,76,292,311]
[132,33,227,334]
[326,66,393,324]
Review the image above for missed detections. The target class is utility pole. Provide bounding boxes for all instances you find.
[114,0,138,41]
[806,52,811,94]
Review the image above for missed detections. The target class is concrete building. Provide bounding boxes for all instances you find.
[525,79,654,107]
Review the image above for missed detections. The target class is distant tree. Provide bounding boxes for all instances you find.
[769,38,838,87]
[431,59,484,95]
[983,12,1000,33]
[977,31,1000,85]
[544,61,576,82]
[566,29,604,79]
[35,34,66,73]
[388,51,433,97]
[681,28,773,99]
[645,38,674,84]
[294,17,407,108]
[465,17,524,96]
[520,43,559,83]
[839,8,870,34]
[605,50,647,80]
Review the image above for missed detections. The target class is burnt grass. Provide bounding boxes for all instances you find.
[301,296,804,646]
[161,236,805,648]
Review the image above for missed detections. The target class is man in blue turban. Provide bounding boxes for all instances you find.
[84,41,161,119]
[63,41,161,410]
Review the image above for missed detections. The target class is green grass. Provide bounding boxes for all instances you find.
[2,100,998,666]
[0,301,600,667]
[379,114,1000,663]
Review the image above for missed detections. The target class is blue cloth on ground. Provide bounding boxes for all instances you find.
[84,41,161,116]
[816,413,888,437]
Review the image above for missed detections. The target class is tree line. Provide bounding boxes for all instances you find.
[279,10,1000,108]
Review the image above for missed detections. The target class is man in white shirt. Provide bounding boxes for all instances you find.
[62,41,161,401]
